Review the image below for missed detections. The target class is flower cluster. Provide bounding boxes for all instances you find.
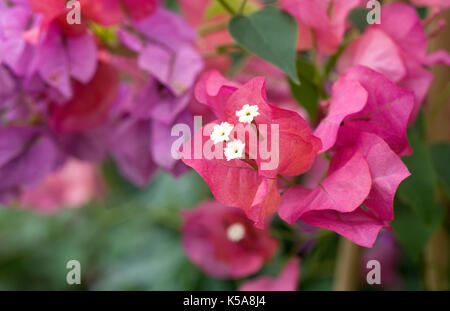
[181,70,322,228]
[0,0,203,203]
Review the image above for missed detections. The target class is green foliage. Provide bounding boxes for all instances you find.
[348,8,369,33]
[397,132,443,226]
[392,120,445,261]
[229,7,299,83]
[0,171,220,290]
[288,57,320,122]
[430,143,450,199]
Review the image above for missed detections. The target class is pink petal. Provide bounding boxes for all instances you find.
[279,148,372,223]
[337,28,407,83]
[67,33,98,83]
[36,24,71,98]
[422,50,450,66]
[181,123,279,227]
[342,66,414,155]
[314,76,368,153]
[375,3,427,61]
[194,70,239,119]
[240,257,300,291]
[301,208,385,248]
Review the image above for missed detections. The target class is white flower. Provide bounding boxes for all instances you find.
[236,104,260,123]
[210,122,234,144]
[226,223,246,242]
[224,139,245,161]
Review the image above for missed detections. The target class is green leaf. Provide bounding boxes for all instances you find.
[229,7,299,83]
[348,8,369,33]
[288,57,319,122]
[391,200,436,261]
[397,132,443,226]
[430,142,450,198]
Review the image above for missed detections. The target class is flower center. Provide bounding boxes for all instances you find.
[226,223,245,242]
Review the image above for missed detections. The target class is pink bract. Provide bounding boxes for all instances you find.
[239,257,300,291]
[181,201,278,279]
[338,3,450,123]
[182,71,321,228]
[315,65,414,156]
[279,131,410,247]
[280,0,360,55]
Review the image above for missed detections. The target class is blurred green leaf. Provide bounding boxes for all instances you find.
[393,126,444,260]
[430,142,450,199]
[0,171,214,290]
[229,7,299,83]
[288,57,319,122]
[165,0,180,12]
[392,200,437,261]
[397,132,443,226]
[348,8,369,33]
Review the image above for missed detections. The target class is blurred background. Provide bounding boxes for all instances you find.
[0,161,438,290]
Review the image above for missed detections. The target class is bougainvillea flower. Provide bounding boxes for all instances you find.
[315,65,414,155]
[150,110,193,177]
[31,23,98,99]
[108,118,157,187]
[181,70,321,228]
[0,126,62,203]
[20,159,103,213]
[279,130,410,247]
[239,257,300,291]
[338,3,450,123]
[181,200,278,278]
[50,62,118,133]
[236,57,308,119]
[29,0,157,33]
[280,0,359,55]
[119,7,203,96]
[0,3,39,76]
[410,0,450,8]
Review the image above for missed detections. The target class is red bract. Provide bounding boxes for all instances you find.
[181,201,278,279]
[50,62,119,133]
[80,0,157,25]
[181,70,321,228]
[29,0,157,35]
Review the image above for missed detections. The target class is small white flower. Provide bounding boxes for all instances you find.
[210,122,234,144]
[236,104,260,123]
[224,139,245,161]
[227,223,246,242]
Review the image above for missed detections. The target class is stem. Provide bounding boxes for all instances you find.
[198,21,228,36]
[333,237,362,290]
[237,0,248,15]
[425,227,449,290]
[424,9,450,291]
[217,0,236,15]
